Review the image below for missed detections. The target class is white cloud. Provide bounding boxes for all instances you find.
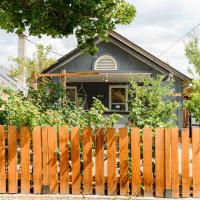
[0,0,200,76]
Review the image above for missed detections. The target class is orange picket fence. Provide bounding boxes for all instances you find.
[0,125,199,197]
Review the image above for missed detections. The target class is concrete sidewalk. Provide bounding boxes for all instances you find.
[0,195,196,200]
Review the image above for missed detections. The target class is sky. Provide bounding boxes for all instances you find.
[0,0,200,76]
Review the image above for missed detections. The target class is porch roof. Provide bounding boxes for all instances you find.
[65,72,151,82]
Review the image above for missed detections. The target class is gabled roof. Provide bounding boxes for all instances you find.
[43,31,191,81]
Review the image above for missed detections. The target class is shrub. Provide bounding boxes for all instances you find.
[0,82,122,129]
[128,75,179,129]
[184,79,200,123]
[0,91,41,127]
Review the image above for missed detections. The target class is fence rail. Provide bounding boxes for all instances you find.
[0,125,199,197]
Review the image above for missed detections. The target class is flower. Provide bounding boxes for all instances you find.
[1,93,9,101]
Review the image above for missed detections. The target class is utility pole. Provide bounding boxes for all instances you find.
[18,33,28,94]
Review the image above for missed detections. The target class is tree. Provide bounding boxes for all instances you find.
[9,44,56,84]
[184,35,200,123]
[0,0,136,54]
[185,34,200,75]
[184,79,200,123]
[128,76,179,129]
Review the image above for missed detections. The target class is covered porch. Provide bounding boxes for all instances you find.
[65,72,151,111]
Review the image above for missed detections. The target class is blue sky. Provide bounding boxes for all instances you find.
[0,0,200,76]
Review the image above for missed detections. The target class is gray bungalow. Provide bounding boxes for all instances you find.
[43,31,191,128]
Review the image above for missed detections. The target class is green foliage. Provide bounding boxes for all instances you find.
[184,79,200,123]
[0,82,121,129]
[185,34,200,75]
[128,76,179,129]
[0,1,136,54]
[9,44,55,84]
[27,81,66,110]
[87,98,122,130]
[0,88,41,127]
[184,35,200,123]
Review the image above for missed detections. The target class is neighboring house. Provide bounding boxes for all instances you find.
[0,66,23,90]
[43,31,191,128]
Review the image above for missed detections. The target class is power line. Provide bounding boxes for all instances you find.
[158,23,200,57]
[21,35,64,57]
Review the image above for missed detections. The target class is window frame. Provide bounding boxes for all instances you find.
[109,85,128,112]
[66,86,77,106]
[94,55,118,70]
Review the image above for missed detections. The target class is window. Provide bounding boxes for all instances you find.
[109,85,128,111]
[94,55,117,70]
[66,86,77,105]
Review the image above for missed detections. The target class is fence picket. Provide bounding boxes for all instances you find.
[71,127,80,194]
[20,127,30,194]
[119,128,129,195]
[164,128,171,197]
[83,128,92,194]
[182,128,190,197]
[192,128,200,197]
[0,126,6,193]
[59,126,69,194]
[143,128,153,196]
[131,128,140,196]
[48,127,58,194]
[32,126,42,194]
[95,128,104,195]
[107,128,117,195]
[8,125,17,193]
[0,125,196,197]
[171,128,179,198]
[41,126,49,193]
[155,128,165,197]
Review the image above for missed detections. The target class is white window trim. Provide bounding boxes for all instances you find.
[94,55,117,70]
[66,86,77,106]
[109,85,128,112]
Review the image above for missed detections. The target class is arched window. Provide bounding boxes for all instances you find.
[94,55,117,70]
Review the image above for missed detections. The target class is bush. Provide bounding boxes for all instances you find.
[128,75,179,129]
[184,79,200,123]
[0,89,41,127]
[0,82,122,129]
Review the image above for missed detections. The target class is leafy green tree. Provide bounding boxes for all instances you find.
[0,0,136,54]
[184,35,200,123]
[9,44,55,84]
[184,79,200,123]
[185,34,200,75]
[128,76,179,129]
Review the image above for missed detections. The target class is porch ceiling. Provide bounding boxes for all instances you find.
[66,72,151,82]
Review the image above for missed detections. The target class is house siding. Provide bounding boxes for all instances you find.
[54,42,155,74]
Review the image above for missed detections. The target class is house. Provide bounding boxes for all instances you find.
[0,66,23,90]
[43,31,191,128]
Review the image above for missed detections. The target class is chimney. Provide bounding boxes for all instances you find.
[18,34,26,58]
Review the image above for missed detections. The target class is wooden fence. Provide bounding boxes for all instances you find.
[0,125,199,197]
